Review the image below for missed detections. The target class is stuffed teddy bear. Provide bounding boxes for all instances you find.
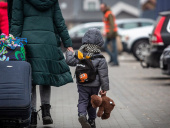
[91,94,115,120]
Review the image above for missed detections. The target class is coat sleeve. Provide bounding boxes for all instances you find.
[65,51,79,67]
[9,0,24,37]
[54,0,72,48]
[106,14,117,38]
[98,58,109,91]
[7,0,13,31]
[108,14,114,35]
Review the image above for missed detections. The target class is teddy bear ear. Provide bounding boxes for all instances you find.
[91,94,97,98]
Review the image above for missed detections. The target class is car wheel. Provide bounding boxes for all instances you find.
[132,40,150,61]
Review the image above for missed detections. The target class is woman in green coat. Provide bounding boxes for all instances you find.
[9,0,73,127]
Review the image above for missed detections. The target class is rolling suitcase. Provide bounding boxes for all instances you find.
[0,61,32,128]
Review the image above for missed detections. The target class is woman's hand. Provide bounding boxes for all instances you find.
[99,90,107,95]
[67,47,74,52]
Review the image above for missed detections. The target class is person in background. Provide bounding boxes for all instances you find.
[0,0,9,35]
[8,0,73,127]
[100,3,119,66]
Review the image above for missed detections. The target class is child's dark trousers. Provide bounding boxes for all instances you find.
[77,85,100,119]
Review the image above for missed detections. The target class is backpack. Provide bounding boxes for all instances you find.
[75,54,104,84]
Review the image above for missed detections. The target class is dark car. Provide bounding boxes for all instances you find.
[141,11,170,68]
[160,45,170,75]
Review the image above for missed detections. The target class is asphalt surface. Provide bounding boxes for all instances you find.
[36,53,170,128]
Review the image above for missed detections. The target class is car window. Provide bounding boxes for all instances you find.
[76,27,89,37]
[118,24,123,29]
[77,26,102,37]
[69,25,84,36]
[141,22,153,27]
[121,22,139,29]
[95,26,103,31]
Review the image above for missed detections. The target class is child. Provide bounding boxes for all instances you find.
[66,28,109,128]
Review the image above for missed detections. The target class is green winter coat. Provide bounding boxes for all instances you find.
[9,0,73,87]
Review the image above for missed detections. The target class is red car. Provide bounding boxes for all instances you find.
[142,11,170,68]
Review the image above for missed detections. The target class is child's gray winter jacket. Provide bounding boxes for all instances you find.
[66,51,109,91]
[66,28,109,91]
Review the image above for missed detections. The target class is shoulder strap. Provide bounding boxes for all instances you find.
[74,50,82,60]
[74,54,105,60]
[91,55,105,59]
[74,54,78,59]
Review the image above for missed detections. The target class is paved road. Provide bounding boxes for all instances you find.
[36,53,170,128]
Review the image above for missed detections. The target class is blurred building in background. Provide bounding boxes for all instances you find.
[59,0,140,28]
[141,0,170,19]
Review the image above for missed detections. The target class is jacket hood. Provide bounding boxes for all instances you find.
[0,2,8,8]
[26,0,57,11]
[82,28,104,47]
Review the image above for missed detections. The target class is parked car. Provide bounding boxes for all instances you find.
[141,11,170,68]
[120,25,154,60]
[69,18,155,50]
[160,45,170,75]
[69,22,103,49]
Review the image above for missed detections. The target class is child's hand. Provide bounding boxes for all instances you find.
[99,90,107,95]
[67,47,74,52]
[102,32,106,37]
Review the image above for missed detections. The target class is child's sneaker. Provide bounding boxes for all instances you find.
[88,119,96,128]
[78,114,91,128]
